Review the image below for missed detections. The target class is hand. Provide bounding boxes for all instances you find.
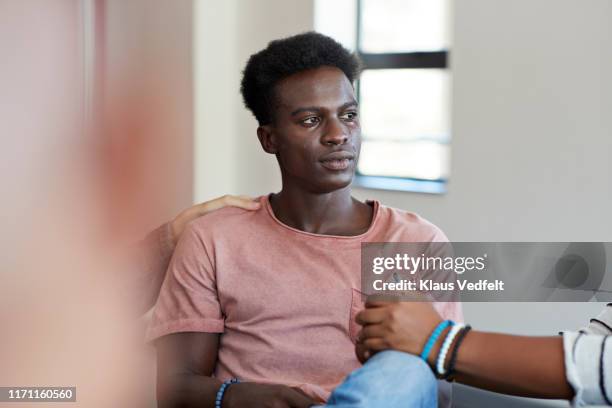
[355,337,372,365]
[223,383,316,408]
[170,195,260,247]
[355,299,443,361]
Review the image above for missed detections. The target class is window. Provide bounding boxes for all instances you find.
[315,0,451,194]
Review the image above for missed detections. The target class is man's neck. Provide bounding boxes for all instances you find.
[269,186,373,236]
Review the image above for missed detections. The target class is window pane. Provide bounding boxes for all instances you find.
[360,0,449,53]
[314,0,357,51]
[358,140,449,180]
[360,69,450,142]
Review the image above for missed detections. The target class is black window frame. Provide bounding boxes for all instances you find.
[353,0,449,194]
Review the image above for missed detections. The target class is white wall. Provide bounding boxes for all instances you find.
[194,0,612,335]
[194,0,313,202]
[194,0,238,200]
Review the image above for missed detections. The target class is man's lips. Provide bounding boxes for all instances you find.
[320,158,352,170]
[319,151,355,171]
[319,151,355,161]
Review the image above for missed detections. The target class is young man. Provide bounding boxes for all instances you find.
[147,32,462,408]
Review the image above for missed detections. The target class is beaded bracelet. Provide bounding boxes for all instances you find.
[436,323,465,376]
[420,320,453,362]
[215,378,240,408]
[444,325,472,381]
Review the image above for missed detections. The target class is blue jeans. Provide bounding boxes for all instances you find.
[315,351,437,408]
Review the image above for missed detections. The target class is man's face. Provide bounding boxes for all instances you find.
[260,66,361,194]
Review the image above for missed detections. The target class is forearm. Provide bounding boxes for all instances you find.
[157,373,221,408]
[357,302,579,401]
[155,332,222,408]
[451,332,573,399]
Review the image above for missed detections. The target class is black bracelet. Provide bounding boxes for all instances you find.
[444,325,471,381]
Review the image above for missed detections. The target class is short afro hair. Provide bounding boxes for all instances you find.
[240,31,362,125]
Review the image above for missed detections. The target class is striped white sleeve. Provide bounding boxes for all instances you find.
[581,304,612,335]
[563,317,612,406]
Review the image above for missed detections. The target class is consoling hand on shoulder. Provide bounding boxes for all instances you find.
[169,195,260,247]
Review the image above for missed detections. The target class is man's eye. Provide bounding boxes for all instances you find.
[301,117,320,126]
[341,111,358,121]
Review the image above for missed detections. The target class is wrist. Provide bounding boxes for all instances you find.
[218,379,240,408]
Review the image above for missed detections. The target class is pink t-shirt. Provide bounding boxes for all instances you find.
[147,195,462,403]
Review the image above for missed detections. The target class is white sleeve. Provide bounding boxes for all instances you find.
[563,331,612,406]
[580,304,612,335]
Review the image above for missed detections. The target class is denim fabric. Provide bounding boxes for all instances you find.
[316,350,437,408]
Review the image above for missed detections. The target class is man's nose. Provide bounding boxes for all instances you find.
[321,118,349,146]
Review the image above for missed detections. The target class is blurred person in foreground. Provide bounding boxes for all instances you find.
[146,32,461,408]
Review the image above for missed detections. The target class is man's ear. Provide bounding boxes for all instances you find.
[257,125,278,154]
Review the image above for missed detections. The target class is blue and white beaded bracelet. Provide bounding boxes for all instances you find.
[215,378,240,408]
[420,320,454,362]
[436,323,465,376]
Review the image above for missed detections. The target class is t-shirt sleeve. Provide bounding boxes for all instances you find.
[146,222,224,342]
